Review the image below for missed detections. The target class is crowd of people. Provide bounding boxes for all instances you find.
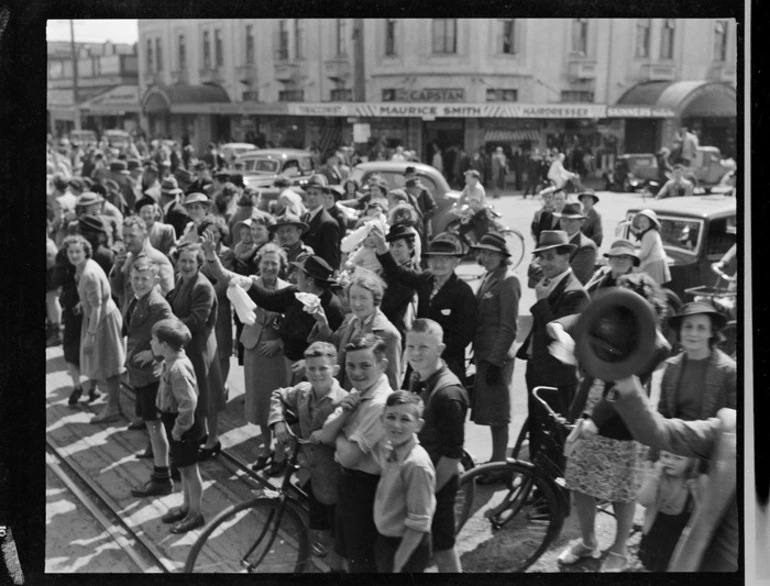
[45,130,737,573]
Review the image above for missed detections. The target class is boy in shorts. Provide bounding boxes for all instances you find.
[268,342,348,570]
[371,391,436,573]
[150,318,206,534]
[127,258,175,498]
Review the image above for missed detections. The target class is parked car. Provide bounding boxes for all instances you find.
[236,148,316,191]
[221,142,257,165]
[68,129,97,147]
[348,161,462,236]
[619,195,737,301]
[104,129,131,149]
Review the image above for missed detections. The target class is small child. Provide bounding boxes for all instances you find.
[637,450,705,571]
[232,218,258,274]
[371,391,436,573]
[150,318,206,534]
[267,342,349,570]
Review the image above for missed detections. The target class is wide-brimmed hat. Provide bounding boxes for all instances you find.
[471,232,511,257]
[464,169,481,179]
[369,177,390,194]
[532,230,577,254]
[268,213,309,234]
[144,161,159,173]
[666,301,727,332]
[385,223,418,243]
[577,191,599,204]
[127,158,141,171]
[135,195,157,213]
[77,214,108,235]
[214,170,231,181]
[635,209,661,230]
[76,191,104,207]
[183,192,212,207]
[554,203,586,220]
[304,174,330,192]
[109,160,129,174]
[574,287,659,381]
[603,239,641,266]
[161,177,183,195]
[424,233,464,257]
[290,255,336,286]
[68,177,86,193]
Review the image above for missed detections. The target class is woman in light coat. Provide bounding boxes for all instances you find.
[633,209,671,286]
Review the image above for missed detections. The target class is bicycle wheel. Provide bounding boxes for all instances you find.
[454,461,563,572]
[498,228,526,271]
[184,497,310,573]
[454,450,477,535]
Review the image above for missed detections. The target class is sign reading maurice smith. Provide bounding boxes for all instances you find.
[382,88,465,102]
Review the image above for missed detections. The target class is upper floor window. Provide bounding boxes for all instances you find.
[146,38,154,73]
[562,90,594,103]
[486,88,518,102]
[713,20,728,61]
[336,19,347,56]
[499,19,516,54]
[245,25,255,64]
[214,29,223,67]
[295,19,305,59]
[571,19,588,55]
[432,19,457,54]
[660,18,676,59]
[178,35,186,70]
[277,20,289,60]
[202,31,211,68]
[155,38,162,72]
[635,18,651,58]
[385,19,397,56]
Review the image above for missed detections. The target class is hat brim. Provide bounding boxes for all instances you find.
[574,288,658,381]
[423,249,464,257]
[532,243,577,254]
[667,310,727,333]
[471,243,511,256]
[603,250,641,266]
[183,199,213,207]
[636,212,661,230]
[289,261,337,286]
[268,221,309,234]
[578,193,599,203]
[161,188,183,195]
[554,213,586,220]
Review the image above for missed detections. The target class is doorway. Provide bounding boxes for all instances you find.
[423,118,465,178]
[625,119,660,153]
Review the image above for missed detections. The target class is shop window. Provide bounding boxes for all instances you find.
[214,29,223,67]
[713,20,728,61]
[432,19,457,54]
[146,38,154,73]
[635,18,651,58]
[295,19,305,59]
[561,90,594,102]
[486,88,518,102]
[385,19,397,56]
[279,90,305,102]
[571,19,589,56]
[336,19,347,56]
[245,25,255,65]
[277,20,289,61]
[499,19,516,54]
[155,38,162,72]
[178,34,187,70]
[331,88,353,101]
[660,18,676,60]
[203,31,211,69]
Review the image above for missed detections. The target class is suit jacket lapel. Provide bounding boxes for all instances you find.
[477,267,503,300]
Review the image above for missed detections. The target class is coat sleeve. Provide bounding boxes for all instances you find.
[487,275,520,365]
[247,279,297,313]
[157,257,175,297]
[571,243,597,285]
[637,231,655,263]
[321,221,341,270]
[179,281,215,334]
[377,251,425,290]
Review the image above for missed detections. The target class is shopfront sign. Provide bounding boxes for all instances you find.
[606,106,677,118]
[509,104,608,118]
[81,85,141,113]
[383,88,466,102]
[288,103,348,116]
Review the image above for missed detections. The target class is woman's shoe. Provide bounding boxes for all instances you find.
[161,507,189,524]
[599,551,629,573]
[557,539,601,565]
[136,446,154,460]
[251,452,273,472]
[170,514,205,534]
[198,434,209,446]
[87,387,101,403]
[264,458,288,478]
[198,441,222,461]
[67,386,83,406]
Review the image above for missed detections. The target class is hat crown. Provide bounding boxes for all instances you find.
[476,232,509,252]
[537,230,570,248]
[161,177,179,190]
[275,212,303,224]
[427,233,464,255]
[306,174,329,188]
[78,214,107,234]
[560,203,584,216]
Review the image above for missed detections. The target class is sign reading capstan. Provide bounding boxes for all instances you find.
[382,88,465,102]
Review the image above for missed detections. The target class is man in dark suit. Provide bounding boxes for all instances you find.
[554,202,598,285]
[516,230,590,459]
[301,174,341,270]
[318,152,343,185]
[324,185,348,243]
[158,177,191,239]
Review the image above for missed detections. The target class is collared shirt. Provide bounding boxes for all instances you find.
[372,436,436,537]
[539,266,572,296]
[305,204,324,224]
[327,373,393,474]
[156,351,198,436]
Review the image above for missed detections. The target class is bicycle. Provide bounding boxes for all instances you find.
[453,386,571,572]
[184,439,311,573]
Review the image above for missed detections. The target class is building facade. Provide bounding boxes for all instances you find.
[133,18,738,163]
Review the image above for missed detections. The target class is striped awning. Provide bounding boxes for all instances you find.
[484,129,541,143]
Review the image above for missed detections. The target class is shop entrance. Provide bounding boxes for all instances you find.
[423,119,465,176]
[624,119,660,153]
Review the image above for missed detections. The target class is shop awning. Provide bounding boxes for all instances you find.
[616,80,736,118]
[142,83,231,114]
[484,129,541,143]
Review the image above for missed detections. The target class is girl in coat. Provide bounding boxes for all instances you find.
[633,209,671,286]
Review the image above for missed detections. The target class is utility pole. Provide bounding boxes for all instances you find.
[352,19,365,102]
[70,19,81,130]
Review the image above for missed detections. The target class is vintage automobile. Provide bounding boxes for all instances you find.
[104,129,131,149]
[221,142,257,165]
[236,148,316,191]
[619,194,737,300]
[68,129,97,147]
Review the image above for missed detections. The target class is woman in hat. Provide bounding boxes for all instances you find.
[177,192,214,245]
[584,239,640,295]
[379,224,422,341]
[75,214,115,276]
[632,209,671,286]
[168,242,226,460]
[578,191,603,247]
[469,233,521,481]
[554,272,671,572]
[64,234,127,423]
[136,196,176,258]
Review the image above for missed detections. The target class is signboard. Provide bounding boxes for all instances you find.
[382,88,465,102]
[288,103,348,116]
[81,85,141,113]
[353,123,370,143]
[606,106,677,118]
[508,104,608,118]
[355,103,608,118]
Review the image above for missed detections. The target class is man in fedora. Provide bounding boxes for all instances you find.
[323,185,348,242]
[268,213,314,284]
[107,159,138,212]
[157,177,190,239]
[301,174,341,271]
[578,191,603,247]
[405,176,437,239]
[553,202,597,285]
[516,230,589,460]
[372,230,476,381]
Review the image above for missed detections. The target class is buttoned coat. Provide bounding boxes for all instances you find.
[473,265,521,365]
[581,207,603,247]
[123,288,173,388]
[302,208,341,271]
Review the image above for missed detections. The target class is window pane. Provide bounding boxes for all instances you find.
[203,31,210,68]
[502,20,515,53]
[146,39,153,71]
[155,39,162,71]
[179,35,186,69]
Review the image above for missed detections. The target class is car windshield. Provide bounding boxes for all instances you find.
[243,157,280,173]
[628,214,703,255]
[352,170,439,194]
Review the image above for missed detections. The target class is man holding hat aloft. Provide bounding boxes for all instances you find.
[578,191,603,247]
[372,229,477,382]
[516,230,589,460]
[554,202,597,285]
[268,213,314,284]
[157,177,191,239]
[301,174,342,271]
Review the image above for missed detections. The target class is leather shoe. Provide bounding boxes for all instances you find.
[170,514,205,534]
[127,419,146,431]
[161,507,189,524]
[67,386,83,406]
[198,441,222,461]
[136,446,154,460]
[264,458,288,478]
[251,452,273,472]
[198,434,209,446]
[130,477,173,498]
